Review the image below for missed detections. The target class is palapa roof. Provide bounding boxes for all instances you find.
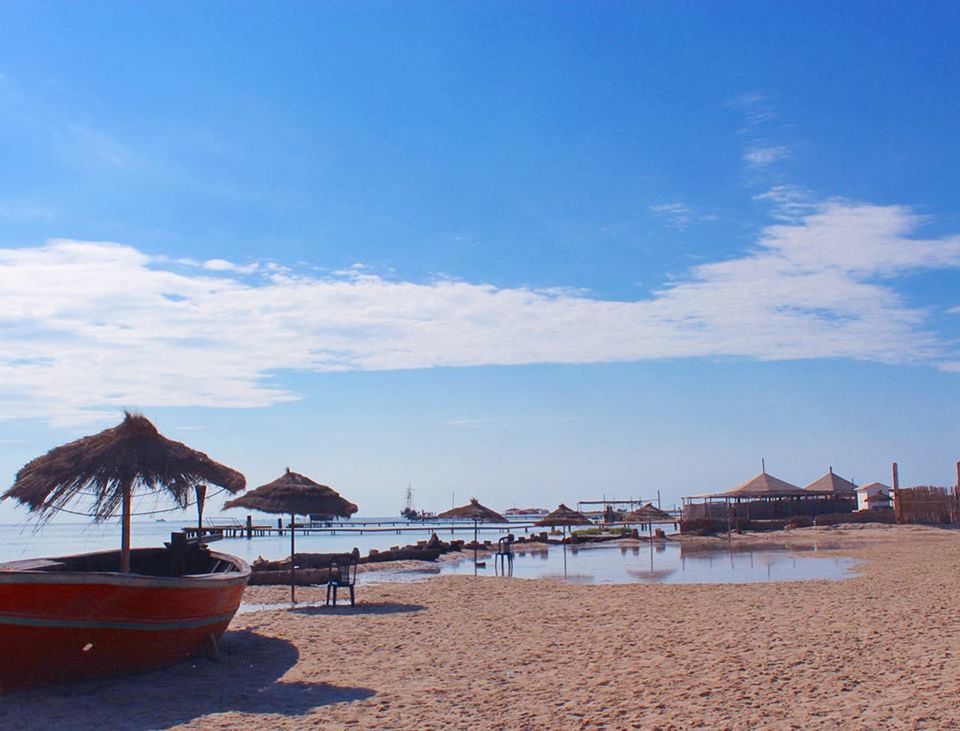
[2,411,245,522]
[712,471,807,498]
[437,498,506,523]
[804,469,857,495]
[224,468,357,518]
[625,502,674,522]
[865,491,892,503]
[535,503,592,527]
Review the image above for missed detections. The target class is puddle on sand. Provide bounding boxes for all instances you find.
[356,541,860,586]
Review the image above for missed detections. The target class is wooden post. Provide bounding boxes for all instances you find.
[195,484,206,537]
[246,514,253,539]
[892,462,901,524]
[954,461,960,524]
[290,512,296,604]
[120,477,133,574]
[277,517,283,535]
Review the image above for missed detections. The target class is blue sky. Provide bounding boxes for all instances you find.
[1,2,959,520]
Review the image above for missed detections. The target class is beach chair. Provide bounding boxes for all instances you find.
[495,534,515,575]
[326,547,360,607]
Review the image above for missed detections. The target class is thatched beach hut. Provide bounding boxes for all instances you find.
[804,467,858,496]
[681,468,855,532]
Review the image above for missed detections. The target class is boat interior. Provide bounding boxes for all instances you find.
[2,540,242,578]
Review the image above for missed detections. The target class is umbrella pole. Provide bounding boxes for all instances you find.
[474,520,478,571]
[120,477,133,574]
[290,512,296,604]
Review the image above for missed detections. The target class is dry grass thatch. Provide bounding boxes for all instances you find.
[223,468,358,518]
[3,411,245,522]
[535,503,592,527]
[437,498,506,523]
[625,502,674,522]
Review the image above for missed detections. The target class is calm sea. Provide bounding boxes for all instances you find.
[0,517,508,565]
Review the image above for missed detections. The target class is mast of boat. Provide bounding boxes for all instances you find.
[404,483,414,513]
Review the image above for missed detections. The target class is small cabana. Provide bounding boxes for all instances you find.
[856,482,892,511]
[864,490,893,511]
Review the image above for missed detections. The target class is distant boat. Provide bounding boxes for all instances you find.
[401,484,435,521]
[0,545,249,692]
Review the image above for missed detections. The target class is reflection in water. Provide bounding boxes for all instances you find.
[365,541,860,586]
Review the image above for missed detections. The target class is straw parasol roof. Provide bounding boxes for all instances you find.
[713,471,807,498]
[804,468,857,495]
[625,502,674,522]
[535,503,591,527]
[3,411,245,522]
[437,498,506,523]
[224,468,357,518]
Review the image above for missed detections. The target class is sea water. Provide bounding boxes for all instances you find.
[0,518,507,564]
[367,541,860,585]
[0,520,858,585]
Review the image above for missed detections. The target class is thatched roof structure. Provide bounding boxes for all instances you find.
[535,503,591,527]
[3,412,245,522]
[865,491,892,503]
[437,498,506,523]
[804,468,857,495]
[625,502,674,522]
[224,468,357,518]
[713,471,807,498]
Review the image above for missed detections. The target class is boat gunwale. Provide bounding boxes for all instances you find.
[0,548,251,588]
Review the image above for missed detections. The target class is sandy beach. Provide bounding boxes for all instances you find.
[8,524,960,730]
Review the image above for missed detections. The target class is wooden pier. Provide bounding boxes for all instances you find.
[183,517,539,540]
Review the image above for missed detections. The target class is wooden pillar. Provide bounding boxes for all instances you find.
[120,477,133,574]
[195,484,206,538]
[892,462,901,524]
[954,461,960,524]
[246,514,253,539]
[290,513,296,604]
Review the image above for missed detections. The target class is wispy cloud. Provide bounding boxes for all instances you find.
[2,202,960,424]
[649,203,717,230]
[752,185,817,221]
[730,92,778,132]
[743,145,791,168]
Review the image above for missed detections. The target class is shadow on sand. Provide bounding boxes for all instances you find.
[291,601,426,616]
[4,629,375,731]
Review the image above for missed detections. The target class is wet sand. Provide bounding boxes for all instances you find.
[10,524,960,730]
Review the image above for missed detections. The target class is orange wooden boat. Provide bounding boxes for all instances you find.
[0,543,250,692]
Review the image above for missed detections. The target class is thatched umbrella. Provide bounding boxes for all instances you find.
[437,498,507,568]
[625,502,675,540]
[2,412,245,573]
[534,504,592,578]
[224,468,357,602]
[535,503,592,535]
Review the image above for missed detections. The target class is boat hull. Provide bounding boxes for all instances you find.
[0,549,250,692]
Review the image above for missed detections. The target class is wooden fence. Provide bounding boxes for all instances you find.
[894,485,958,525]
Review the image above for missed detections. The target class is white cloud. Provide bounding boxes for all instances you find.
[744,145,791,168]
[2,202,960,424]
